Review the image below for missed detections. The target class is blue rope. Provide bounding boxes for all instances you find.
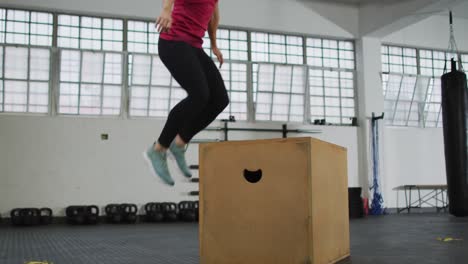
[370,118,386,215]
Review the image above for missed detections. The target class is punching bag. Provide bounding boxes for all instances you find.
[441,59,468,217]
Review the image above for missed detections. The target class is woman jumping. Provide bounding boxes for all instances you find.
[143,0,229,186]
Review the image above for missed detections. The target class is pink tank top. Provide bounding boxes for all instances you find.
[160,0,218,48]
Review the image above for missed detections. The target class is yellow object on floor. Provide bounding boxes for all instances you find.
[437,237,463,242]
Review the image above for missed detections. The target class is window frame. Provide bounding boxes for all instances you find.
[381,43,468,128]
[0,6,358,126]
[57,48,125,117]
[57,13,124,52]
[0,8,54,47]
[0,43,52,114]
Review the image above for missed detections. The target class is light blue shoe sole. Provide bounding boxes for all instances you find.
[142,151,175,186]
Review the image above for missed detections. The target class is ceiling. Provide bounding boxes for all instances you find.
[451,1,468,19]
[306,0,415,6]
[307,0,468,18]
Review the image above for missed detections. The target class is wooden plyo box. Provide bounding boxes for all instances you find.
[199,137,350,264]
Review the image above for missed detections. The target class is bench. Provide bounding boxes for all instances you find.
[393,185,448,213]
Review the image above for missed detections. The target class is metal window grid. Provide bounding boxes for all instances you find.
[306,38,355,70]
[382,44,468,128]
[57,14,123,51]
[381,45,417,75]
[202,28,249,61]
[0,6,357,126]
[127,20,159,54]
[0,8,53,46]
[254,64,306,122]
[250,32,304,64]
[58,48,123,116]
[0,44,51,113]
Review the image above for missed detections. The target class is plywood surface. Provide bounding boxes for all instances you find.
[200,138,311,264]
[199,137,350,264]
[310,138,350,264]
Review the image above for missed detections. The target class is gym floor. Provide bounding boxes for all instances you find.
[0,213,466,264]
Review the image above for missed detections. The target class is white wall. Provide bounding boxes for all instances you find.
[382,127,446,209]
[2,0,459,215]
[383,15,468,52]
[0,0,361,217]
[0,116,359,216]
[0,0,358,38]
[354,37,384,198]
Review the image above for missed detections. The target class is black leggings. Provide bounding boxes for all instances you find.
[157,38,229,148]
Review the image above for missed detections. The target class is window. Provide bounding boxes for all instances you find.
[201,29,249,121]
[200,29,249,120]
[127,20,159,54]
[251,32,303,64]
[1,7,359,124]
[383,74,441,127]
[218,62,248,120]
[423,78,442,128]
[58,15,123,51]
[0,46,50,113]
[129,54,185,117]
[307,38,355,70]
[129,54,249,121]
[381,45,417,74]
[0,9,53,46]
[381,45,467,127]
[309,70,355,125]
[59,49,123,115]
[419,49,459,77]
[384,74,416,126]
[202,29,249,61]
[305,38,356,125]
[254,64,305,122]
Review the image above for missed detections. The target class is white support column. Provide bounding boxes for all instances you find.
[355,37,384,199]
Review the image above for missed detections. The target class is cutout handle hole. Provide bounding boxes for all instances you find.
[243,169,262,183]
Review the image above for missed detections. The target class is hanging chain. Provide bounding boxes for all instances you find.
[445,11,464,72]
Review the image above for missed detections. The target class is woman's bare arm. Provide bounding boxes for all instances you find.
[208,3,220,48]
[156,0,175,33]
[208,4,224,68]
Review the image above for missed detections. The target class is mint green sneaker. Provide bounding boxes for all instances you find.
[169,142,192,178]
[143,146,175,186]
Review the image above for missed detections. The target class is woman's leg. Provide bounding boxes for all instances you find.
[144,40,211,185]
[177,49,230,142]
[157,39,211,148]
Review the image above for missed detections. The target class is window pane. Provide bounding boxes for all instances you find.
[128,20,159,54]
[251,32,303,64]
[5,46,28,79]
[382,45,416,74]
[203,28,248,61]
[1,46,50,113]
[0,9,6,43]
[381,45,468,127]
[29,81,49,113]
[308,69,355,125]
[58,15,123,51]
[82,52,104,83]
[129,54,182,118]
[219,62,248,120]
[58,49,123,116]
[4,80,27,112]
[30,48,50,81]
[1,9,53,46]
[255,64,305,122]
[307,38,355,71]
